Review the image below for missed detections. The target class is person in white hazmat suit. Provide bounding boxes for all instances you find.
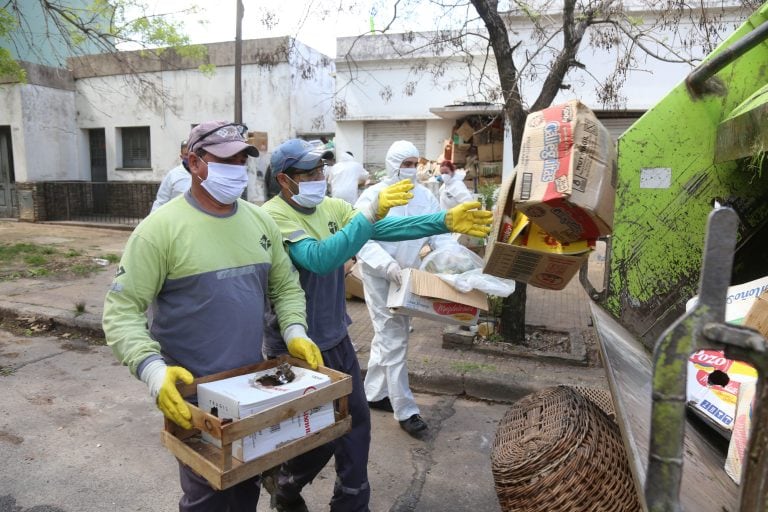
[328,151,369,205]
[354,140,464,437]
[438,160,474,210]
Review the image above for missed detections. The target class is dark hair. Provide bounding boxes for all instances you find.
[346,151,354,157]
[440,160,456,172]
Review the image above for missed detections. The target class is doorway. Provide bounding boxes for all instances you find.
[89,128,107,213]
[0,126,17,218]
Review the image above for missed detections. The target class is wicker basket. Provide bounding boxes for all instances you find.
[564,385,616,422]
[491,386,641,511]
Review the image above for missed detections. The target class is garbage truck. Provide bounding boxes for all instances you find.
[581,2,768,510]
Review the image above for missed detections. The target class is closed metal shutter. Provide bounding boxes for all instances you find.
[364,121,426,172]
[598,117,640,141]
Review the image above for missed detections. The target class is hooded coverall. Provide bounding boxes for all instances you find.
[354,141,461,422]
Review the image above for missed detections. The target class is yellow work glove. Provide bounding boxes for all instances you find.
[377,179,414,219]
[445,201,494,238]
[140,360,194,429]
[284,325,324,369]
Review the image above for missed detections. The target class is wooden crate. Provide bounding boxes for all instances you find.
[161,356,352,490]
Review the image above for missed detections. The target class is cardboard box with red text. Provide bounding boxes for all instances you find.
[387,268,487,325]
[512,100,617,242]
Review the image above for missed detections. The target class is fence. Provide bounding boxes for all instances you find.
[43,181,158,227]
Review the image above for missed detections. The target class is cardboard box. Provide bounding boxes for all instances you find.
[477,142,503,162]
[744,290,768,338]
[247,131,268,154]
[686,349,757,433]
[478,161,502,177]
[686,275,768,324]
[683,276,767,433]
[483,174,593,290]
[512,100,617,242]
[345,262,366,301]
[725,380,756,484]
[452,143,471,165]
[387,268,487,325]
[455,121,475,143]
[197,366,335,462]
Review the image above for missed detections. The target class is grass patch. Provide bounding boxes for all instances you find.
[0,242,105,280]
[102,253,121,264]
[450,362,496,373]
[74,301,87,317]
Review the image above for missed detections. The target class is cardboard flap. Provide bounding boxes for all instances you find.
[409,269,488,310]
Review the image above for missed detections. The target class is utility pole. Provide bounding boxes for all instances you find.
[234,0,244,124]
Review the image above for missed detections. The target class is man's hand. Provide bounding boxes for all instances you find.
[386,261,402,286]
[284,325,324,369]
[140,360,194,429]
[445,201,494,238]
[376,180,414,219]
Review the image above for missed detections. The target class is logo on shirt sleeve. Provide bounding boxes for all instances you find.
[328,221,339,234]
[260,234,272,251]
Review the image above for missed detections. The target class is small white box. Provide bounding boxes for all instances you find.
[386,268,487,326]
[197,366,335,462]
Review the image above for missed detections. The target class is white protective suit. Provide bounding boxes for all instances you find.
[438,169,474,210]
[355,140,460,421]
[328,152,369,205]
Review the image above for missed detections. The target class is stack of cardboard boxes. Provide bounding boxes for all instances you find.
[483,100,617,290]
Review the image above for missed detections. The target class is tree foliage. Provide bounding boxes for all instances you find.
[0,0,208,81]
[335,0,759,340]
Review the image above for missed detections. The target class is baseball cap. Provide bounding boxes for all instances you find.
[271,139,335,174]
[187,121,259,158]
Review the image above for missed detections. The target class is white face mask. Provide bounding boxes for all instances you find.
[200,162,248,205]
[290,177,327,208]
[398,168,418,181]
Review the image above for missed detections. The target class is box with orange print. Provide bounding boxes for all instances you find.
[511,100,616,243]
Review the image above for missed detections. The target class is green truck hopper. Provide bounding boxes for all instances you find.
[583,3,768,510]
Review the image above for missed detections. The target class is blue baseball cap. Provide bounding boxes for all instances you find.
[271,139,334,174]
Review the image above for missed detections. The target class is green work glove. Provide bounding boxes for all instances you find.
[445,201,494,238]
[284,324,324,370]
[140,359,194,429]
[377,179,414,219]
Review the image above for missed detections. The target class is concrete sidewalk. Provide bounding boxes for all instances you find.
[0,220,607,402]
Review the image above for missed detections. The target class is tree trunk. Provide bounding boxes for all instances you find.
[500,282,526,342]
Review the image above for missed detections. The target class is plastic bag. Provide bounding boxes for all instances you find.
[436,268,516,297]
[420,245,483,274]
[420,245,515,297]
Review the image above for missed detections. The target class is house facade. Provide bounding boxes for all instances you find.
[332,5,749,182]
[0,36,335,220]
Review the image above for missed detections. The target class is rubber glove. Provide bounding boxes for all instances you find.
[445,201,494,238]
[376,179,414,219]
[139,359,194,429]
[386,261,402,286]
[284,324,324,369]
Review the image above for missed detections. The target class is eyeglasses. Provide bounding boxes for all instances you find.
[189,123,248,152]
[294,164,326,181]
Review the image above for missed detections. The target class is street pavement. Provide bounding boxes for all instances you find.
[0,219,609,511]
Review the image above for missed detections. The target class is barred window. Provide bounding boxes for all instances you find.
[121,127,151,168]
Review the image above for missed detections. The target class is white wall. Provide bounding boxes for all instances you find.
[16,85,77,181]
[289,42,336,138]
[74,60,310,182]
[333,120,365,161]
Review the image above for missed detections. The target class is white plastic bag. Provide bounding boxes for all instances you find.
[436,268,516,297]
[420,245,483,274]
[420,245,515,297]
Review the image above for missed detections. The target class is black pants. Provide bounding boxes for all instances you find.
[269,335,372,512]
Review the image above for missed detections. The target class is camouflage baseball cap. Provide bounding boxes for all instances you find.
[187,121,259,158]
